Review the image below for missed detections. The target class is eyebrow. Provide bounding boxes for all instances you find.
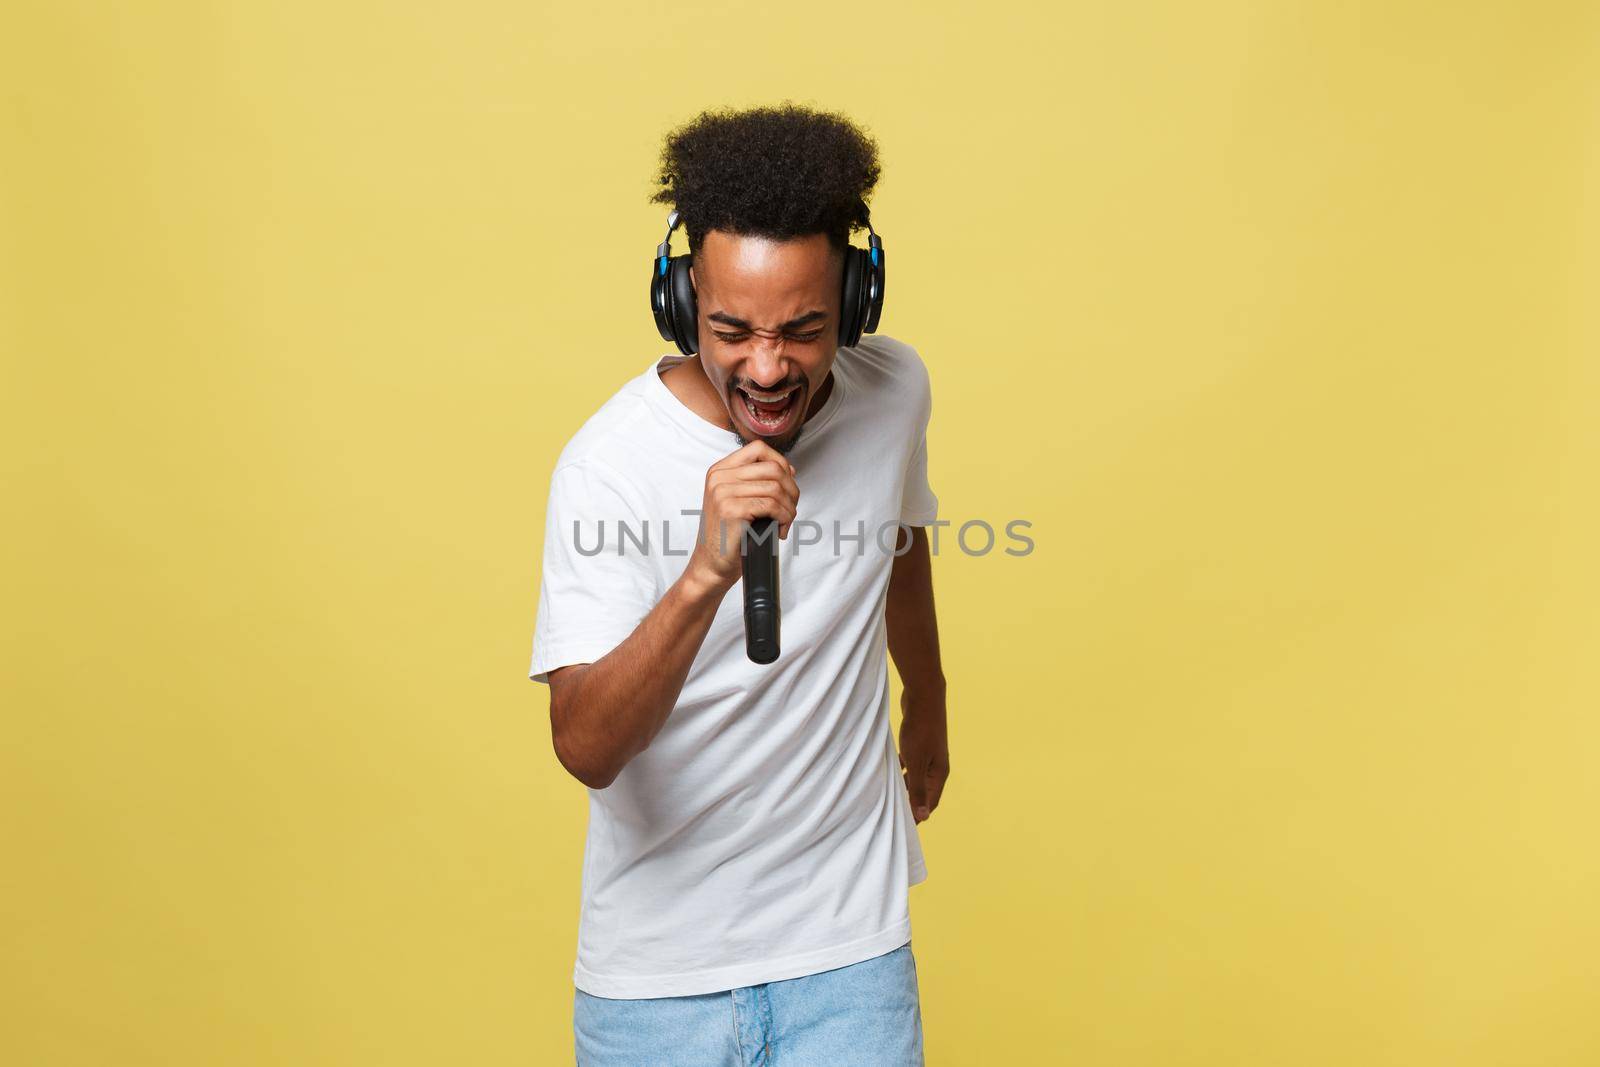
[707,310,828,332]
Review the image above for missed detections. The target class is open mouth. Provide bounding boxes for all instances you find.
[734,382,803,437]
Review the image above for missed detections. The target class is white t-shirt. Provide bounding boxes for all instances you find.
[528,333,938,999]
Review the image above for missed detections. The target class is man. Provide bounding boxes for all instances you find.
[528,103,949,1066]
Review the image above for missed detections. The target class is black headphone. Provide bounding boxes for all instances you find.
[649,207,886,356]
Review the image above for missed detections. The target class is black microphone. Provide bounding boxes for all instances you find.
[742,517,780,664]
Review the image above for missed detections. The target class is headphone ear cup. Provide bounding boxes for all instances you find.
[651,259,675,344]
[838,247,867,348]
[667,255,699,355]
[862,245,885,334]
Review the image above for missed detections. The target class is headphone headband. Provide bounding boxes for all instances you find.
[656,210,680,260]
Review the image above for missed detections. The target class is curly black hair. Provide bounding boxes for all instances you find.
[651,102,881,254]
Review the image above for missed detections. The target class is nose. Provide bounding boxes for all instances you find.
[742,338,791,389]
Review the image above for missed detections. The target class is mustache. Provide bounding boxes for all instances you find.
[730,376,805,394]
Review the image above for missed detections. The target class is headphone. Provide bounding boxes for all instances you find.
[649,207,886,356]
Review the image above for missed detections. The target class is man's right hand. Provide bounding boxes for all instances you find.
[686,439,800,595]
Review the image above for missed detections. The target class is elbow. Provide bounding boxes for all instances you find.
[570,755,619,791]
[552,728,617,790]
[550,701,620,790]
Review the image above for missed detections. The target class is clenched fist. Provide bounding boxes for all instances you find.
[685,439,800,595]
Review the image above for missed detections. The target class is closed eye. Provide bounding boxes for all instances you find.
[713,330,825,344]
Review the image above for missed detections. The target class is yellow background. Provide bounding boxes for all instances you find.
[5,2,1598,1064]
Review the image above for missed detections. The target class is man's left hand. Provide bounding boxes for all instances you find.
[898,688,949,824]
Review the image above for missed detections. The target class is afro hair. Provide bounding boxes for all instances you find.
[651,102,881,255]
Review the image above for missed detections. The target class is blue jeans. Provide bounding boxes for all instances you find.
[573,941,923,1066]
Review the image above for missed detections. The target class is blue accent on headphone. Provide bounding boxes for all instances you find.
[870,247,879,266]
[658,256,668,276]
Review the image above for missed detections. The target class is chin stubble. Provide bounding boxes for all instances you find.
[730,427,801,455]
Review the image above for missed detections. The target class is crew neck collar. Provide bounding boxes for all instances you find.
[644,351,849,453]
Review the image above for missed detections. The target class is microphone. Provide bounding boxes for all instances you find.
[742,517,780,664]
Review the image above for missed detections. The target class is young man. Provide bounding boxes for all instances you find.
[528,104,949,1066]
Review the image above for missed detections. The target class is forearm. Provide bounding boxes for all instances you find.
[886,525,946,702]
[550,569,725,788]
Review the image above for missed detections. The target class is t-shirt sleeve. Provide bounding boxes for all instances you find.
[900,432,939,526]
[528,461,660,685]
[899,352,939,526]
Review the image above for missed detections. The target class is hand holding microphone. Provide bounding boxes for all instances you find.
[685,441,798,662]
